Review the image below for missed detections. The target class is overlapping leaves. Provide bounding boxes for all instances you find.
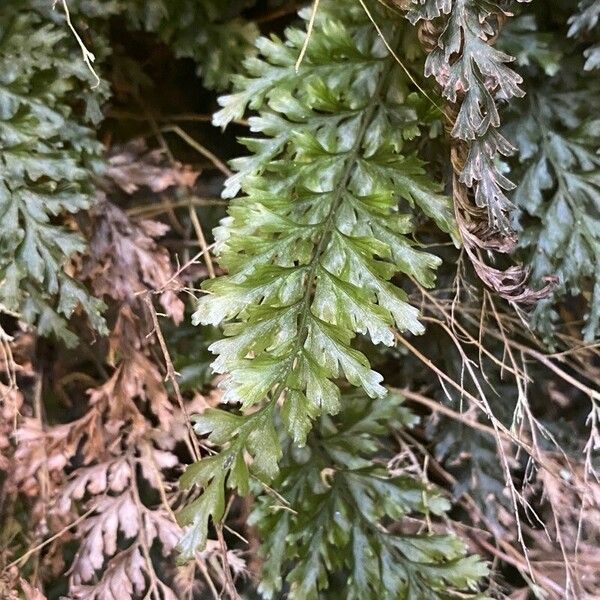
[32,0,258,92]
[253,392,489,599]
[125,0,259,91]
[200,0,453,416]
[507,71,600,340]
[181,0,457,556]
[500,8,600,339]
[0,0,256,347]
[568,0,600,70]
[0,10,107,346]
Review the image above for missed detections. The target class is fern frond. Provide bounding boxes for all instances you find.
[125,0,259,91]
[508,72,600,340]
[406,0,528,232]
[0,10,107,346]
[181,0,459,555]
[500,9,600,339]
[254,392,489,599]
[568,0,600,71]
[37,0,258,91]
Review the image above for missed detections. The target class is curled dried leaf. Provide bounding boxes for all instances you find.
[408,1,556,304]
[105,139,199,194]
[82,201,184,324]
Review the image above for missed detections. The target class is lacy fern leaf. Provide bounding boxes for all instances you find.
[40,0,258,91]
[253,392,489,599]
[0,10,107,346]
[502,11,600,340]
[509,74,600,340]
[406,0,529,232]
[182,0,457,555]
[198,0,454,411]
[568,0,600,71]
[125,0,258,91]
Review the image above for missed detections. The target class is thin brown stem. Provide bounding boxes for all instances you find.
[216,524,241,600]
[396,387,503,439]
[189,204,216,279]
[162,125,232,177]
[6,505,97,569]
[143,294,201,462]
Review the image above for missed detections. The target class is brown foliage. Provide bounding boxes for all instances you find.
[0,143,243,599]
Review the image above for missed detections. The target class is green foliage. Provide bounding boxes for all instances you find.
[54,0,259,91]
[0,0,259,347]
[178,401,282,557]
[0,9,107,346]
[568,0,600,70]
[5,1,599,598]
[181,0,462,556]
[501,14,562,77]
[197,0,453,417]
[125,0,259,91]
[503,11,600,340]
[165,322,222,392]
[253,392,488,599]
[511,78,600,340]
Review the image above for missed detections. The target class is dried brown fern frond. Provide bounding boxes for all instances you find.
[527,455,600,599]
[390,0,558,304]
[83,202,185,325]
[104,139,199,195]
[0,140,242,599]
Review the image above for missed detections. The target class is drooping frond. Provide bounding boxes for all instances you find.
[181,0,462,556]
[254,392,489,599]
[0,9,107,346]
[406,0,529,232]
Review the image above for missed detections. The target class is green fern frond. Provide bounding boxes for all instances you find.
[125,0,259,91]
[510,78,600,340]
[181,0,460,556]
[253,392,489,599]
[38,0,258,91]
[198,0,454,410]
[0,10,107,346]
[502,12,600,340]
[568,0,600,71]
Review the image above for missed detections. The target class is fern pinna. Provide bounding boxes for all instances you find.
[181,1,488,596]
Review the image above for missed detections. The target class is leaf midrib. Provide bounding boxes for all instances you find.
[264,53,398,408]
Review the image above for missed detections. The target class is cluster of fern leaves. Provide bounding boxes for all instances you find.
[0,1,599,599]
